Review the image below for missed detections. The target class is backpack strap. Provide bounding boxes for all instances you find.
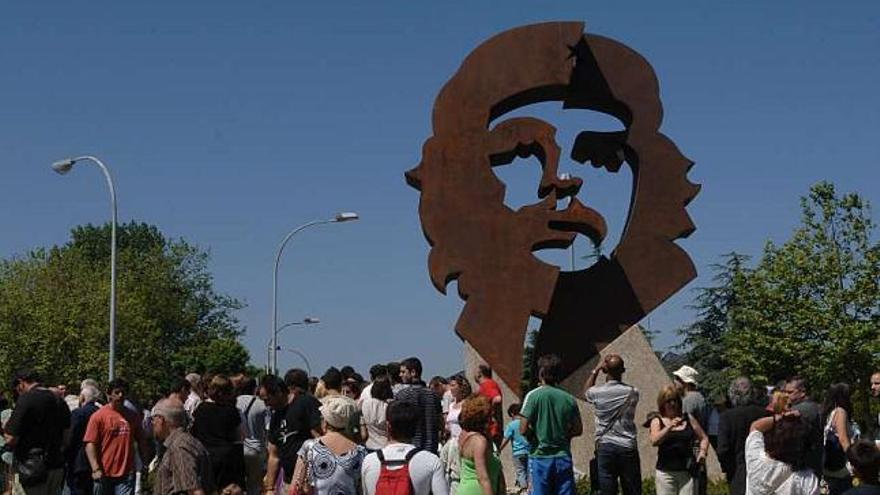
[244,396,257,417]
[377,447,419,466]
[404,448,420,463]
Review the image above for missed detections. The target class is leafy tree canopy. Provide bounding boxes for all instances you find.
[0,222,250,400]
[679,182,879,430]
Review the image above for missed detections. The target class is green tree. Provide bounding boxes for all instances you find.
[0,222,250,399]
[676,253,751,400]
[521,328,539,394]
[723,183,879,428]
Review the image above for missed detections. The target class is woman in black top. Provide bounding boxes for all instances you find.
[191,374,246,492]
[647,385,710,495]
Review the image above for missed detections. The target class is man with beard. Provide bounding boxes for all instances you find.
[260,372,321,495]
[396,358,442,454]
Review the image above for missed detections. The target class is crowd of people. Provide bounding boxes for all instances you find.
[584,359,880,495]
[0,357,878,495]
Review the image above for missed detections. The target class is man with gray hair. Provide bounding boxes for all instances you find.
[183,373,202,420]
[151,398,215,495]
[782,376,822,476]
[716,377,769,495]
[65,385,102,495]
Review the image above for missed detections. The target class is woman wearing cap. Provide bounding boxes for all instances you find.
[646,385,709,495]
[289,396,367,495]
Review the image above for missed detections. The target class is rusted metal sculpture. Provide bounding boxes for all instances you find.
[406,22,699,395]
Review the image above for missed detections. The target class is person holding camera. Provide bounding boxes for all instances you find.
[585,354,640,495]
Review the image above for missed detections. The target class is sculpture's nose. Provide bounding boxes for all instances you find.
[539,171,582,202]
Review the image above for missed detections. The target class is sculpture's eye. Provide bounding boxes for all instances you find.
[571,131,628,172]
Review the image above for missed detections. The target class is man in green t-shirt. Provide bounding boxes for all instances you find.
[519,354,582,495]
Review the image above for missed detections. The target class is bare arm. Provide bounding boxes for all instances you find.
[751,410,800,433]
[85,442,102,479]
[289,455,311,495]
[263,441,280,492]
[690,416,710,463]
[584,366,602,396]
[518,414,529,436]
[649,417,681,446]
[499,437,511,451]
[833,408,851,452]
[470,436,495,495]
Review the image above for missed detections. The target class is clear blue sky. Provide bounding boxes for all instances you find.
[1,2,878,378]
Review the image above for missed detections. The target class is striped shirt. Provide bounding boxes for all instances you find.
[395,384,442,454]
[584,380,639,449]
[155,429,216,495]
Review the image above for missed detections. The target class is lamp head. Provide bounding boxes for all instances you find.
[51,158,76,175]
[303,317,320,324]
[334,212,359,222]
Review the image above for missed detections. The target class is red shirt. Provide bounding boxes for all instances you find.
[479,379,503,439]
[83,405,142,478]
[478,379,502,402]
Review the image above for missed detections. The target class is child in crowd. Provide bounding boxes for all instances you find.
[500,403,531,494]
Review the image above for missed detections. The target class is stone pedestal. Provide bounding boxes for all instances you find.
[464,325,723,484]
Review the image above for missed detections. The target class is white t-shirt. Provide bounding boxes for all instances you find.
[446,401,463,441]
[361,396,389,450]
[744,430,819,495]
[358,382,374,406]
[361,443,449,495]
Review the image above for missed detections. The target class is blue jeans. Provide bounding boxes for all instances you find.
[513,454,529,488]
[93,472,135,495]
[529,455,574,495]
[597,443,641,495]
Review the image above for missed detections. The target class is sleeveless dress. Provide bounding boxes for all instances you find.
[655,414,696,473]
[457,433,502,495]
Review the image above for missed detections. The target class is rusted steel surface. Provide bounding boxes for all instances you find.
[406,22,699,395]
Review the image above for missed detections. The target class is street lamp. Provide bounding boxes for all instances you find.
[271,212,358,374]
[265,317,320,373]
[279,347,312,376]
[51,155,118,382]
[559,173,575,271]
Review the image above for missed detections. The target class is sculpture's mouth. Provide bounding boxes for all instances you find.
[547,197,607,247]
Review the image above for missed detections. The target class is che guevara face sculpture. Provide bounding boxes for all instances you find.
[405,22,699,395]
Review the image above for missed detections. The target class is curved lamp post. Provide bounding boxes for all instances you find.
[270,213,357,374]
[265,317,320,373]
[52,156,118,382]
[279,347,312,376]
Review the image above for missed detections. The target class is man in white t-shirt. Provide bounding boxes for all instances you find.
[359,364,388,406]
[361,401,448,495]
